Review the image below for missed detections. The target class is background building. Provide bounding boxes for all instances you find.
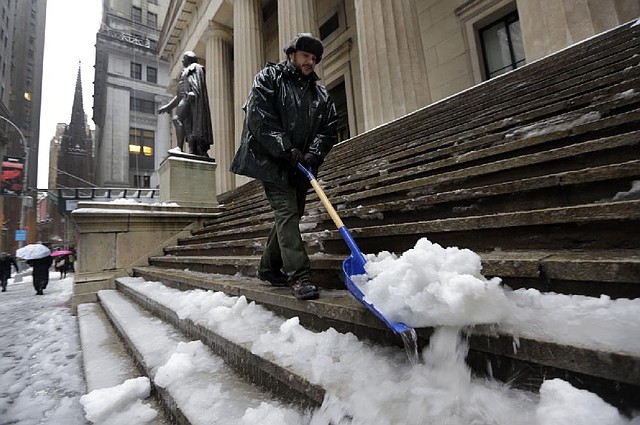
[155,0,639,194]
[0,0,47,252]
[36,67,97,250]
[47,123,66,190]
[92,0,171,189]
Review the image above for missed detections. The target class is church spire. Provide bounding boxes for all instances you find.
[56,61,94,188]
[69,62,85,129]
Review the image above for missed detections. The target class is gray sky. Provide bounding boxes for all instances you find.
[37,0,102,188]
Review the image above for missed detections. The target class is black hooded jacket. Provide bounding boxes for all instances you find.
[0,253,18,276]
[230,61,338,184]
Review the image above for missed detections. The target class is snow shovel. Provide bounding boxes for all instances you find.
[297,163,412,334]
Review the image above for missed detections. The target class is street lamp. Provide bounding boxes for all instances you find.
[0,115,29,248]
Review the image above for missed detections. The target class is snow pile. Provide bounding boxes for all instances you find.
[80,377,157,425]
[353,238,510,327]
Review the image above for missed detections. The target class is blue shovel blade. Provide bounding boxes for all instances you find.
[296,163,412,335]
[339,228,411,335]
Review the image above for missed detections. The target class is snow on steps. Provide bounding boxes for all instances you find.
[128,266,640,413]
[92,288,313,424]
[81,274,640,422]
[77,302,171,424]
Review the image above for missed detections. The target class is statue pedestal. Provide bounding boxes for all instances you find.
[159,153,219,207]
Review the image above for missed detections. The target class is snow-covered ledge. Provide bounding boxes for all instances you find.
[70,200,221,314]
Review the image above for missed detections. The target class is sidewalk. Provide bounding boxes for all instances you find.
[0,271,86,424]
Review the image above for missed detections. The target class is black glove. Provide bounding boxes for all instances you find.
[303,153,320,175]
[286,148,304,167]
[303,153,319,167]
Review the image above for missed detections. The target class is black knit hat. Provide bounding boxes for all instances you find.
[283,33,324,64]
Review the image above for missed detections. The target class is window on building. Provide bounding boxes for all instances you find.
[146,66,157,83]
[480,11,525,79]
[320,12,339,40]
[130,97,155,114]
[147,12,157,28]
[132,6,142,23]
[129,128,155,172]
[148,0,158,5]
[328,80,350,143]
[130,62,142,80]
[319,6,345,44]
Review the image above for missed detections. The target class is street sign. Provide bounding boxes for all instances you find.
[15,229,26,241]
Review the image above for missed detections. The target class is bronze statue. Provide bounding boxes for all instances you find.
[158,51,214,157]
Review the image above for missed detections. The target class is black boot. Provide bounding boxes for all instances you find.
[256,270,289,287]
[290,275,319,300]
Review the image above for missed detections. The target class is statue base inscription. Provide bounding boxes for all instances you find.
[159,153,219,208]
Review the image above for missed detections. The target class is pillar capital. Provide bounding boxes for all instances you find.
[203,21,233,44]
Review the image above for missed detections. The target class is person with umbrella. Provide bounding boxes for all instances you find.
[27,256,53,295]
[17,243,53,295]
[51,250,72,278]
[0,252,19,292]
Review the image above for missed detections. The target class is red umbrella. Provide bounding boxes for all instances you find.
[51,250,73,257]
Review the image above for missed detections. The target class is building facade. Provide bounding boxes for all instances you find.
[0,0,46,252]
[155,0,639,194]
[92,0,171,189]
[47,123,65,190]
[0,0,16,120]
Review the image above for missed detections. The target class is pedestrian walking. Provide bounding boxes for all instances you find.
[27,255,53,295]
[231,33,338,300]
[55,256,68,278]
[0,252,19,292]
[68,248,76,272]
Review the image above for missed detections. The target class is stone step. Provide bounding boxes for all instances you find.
[129,266,640,413]
[307,200,640,253]
[323,76,640,192]
[147,253,342,286]
[77,302,171,424]
[193,97,640,237]
[96,288,313,424]
[148,248,640,299]
[186,159,640,240]
[332,121,640,204]
[201,97,640,234]
[175,200,640,254]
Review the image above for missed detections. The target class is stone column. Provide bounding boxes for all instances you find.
[277,0,319,60]
[203,22,235,194]
[354,0,431,131]
[233,0,264,187]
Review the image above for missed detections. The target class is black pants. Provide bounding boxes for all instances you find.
[259,180,310,280]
